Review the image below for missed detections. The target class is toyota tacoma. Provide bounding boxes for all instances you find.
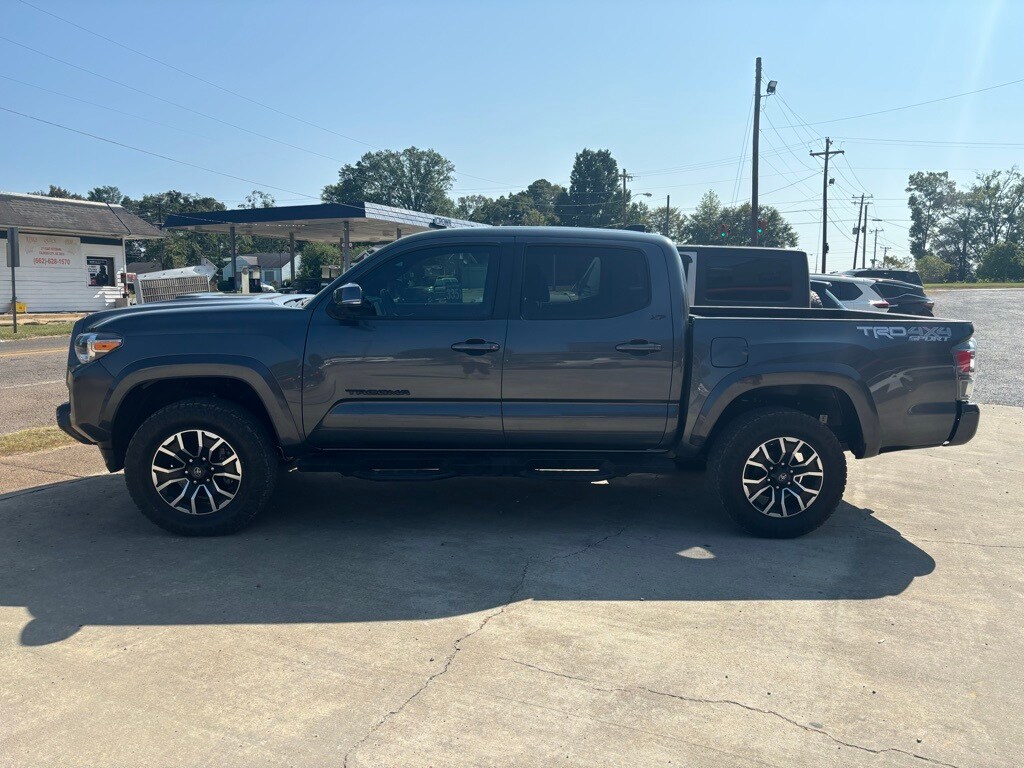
[57,228,980,538]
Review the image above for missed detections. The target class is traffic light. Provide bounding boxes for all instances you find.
[719,225,729,239]
[757,219,765,235]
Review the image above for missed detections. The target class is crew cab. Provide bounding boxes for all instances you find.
[57,228,980,538]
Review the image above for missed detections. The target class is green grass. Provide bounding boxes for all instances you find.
[0,320,74,340]
[925,282,1024,290]
[0,426,75,456]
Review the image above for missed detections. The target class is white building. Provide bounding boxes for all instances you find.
[1,192,163,313]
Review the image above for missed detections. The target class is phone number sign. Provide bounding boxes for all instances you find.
[22,235,83,268]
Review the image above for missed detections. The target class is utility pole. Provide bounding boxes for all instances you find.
[861,207,872,268]
[620,168,632,228]
[871,226,883,267]
[810,137,844,272]
[881,245,891,267]
[751,56,762,246]
[852,194,864,267]
[664,194,671,238]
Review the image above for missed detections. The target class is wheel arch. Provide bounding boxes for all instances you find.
[105,360,300,471]
[680,369,880,459]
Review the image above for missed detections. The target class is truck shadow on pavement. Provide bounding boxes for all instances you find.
[1,470,936,646]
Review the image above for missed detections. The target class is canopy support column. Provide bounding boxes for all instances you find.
[288,232,296,286]
[230,225,238,291]
[396,227,402,240]
[342,221,351,271]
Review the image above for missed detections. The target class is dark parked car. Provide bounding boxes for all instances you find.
[59,228,979,539]
[871,279,935,317]
[841,268,923,287]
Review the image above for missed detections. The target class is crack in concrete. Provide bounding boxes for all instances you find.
[341,526,626,767]
[635,685,961,768]
[501,658,961,768]
[836,524,1024,550]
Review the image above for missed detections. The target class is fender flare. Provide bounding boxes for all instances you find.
[101,355,302,446]
[679,364,881,458]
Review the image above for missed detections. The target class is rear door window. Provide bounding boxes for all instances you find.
[521,245,650,320]
[827,281,864,301]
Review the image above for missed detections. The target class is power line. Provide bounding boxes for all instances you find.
[0,72,212,140]
[15,0,374,147]
[11,0,513,188]
[776,75,1024,127]
[0,105,320,198]
[731,90,755,204]
[833,135,1024,148]
[0,35,348,165]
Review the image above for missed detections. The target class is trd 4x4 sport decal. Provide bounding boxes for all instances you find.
[857,326,953,341]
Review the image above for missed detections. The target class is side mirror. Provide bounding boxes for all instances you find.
[333,282,363,307]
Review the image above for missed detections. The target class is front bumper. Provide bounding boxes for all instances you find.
[946,402,980,447]
[56,402,94,445]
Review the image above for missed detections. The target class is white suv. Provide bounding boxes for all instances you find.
[811,274,892,313]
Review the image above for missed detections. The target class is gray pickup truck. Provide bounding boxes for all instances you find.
[57,227,979,538]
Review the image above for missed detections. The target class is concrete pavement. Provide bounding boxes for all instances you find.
[1,406,1021,767]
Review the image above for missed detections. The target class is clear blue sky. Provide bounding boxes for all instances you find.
[2,0,1021,269]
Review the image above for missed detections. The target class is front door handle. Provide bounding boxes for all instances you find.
[451,339,501,355]
[615,339,662,355]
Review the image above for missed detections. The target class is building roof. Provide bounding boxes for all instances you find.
[162,201,488,244]
[126,260,163,275]
[0,192,164,239]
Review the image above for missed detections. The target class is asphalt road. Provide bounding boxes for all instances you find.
[1,405,1021,767]
[0,287,1019,436]
[0,336,69,434]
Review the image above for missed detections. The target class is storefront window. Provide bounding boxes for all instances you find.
[87,256,114,287]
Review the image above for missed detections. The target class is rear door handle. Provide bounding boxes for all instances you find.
[451,339,501,355]
[615,339,662,355]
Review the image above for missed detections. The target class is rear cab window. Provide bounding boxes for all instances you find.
[694,249,802,307]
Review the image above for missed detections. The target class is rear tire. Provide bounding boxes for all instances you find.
[124,397,277,536]
[707,407,846,538]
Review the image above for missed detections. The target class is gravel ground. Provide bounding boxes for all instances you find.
[932,288,1023,407]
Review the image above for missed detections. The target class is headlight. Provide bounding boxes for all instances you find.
[74,332,123,365]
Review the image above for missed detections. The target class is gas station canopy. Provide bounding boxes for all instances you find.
[162,201,488,244]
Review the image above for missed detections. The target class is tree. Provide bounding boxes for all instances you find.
[87,185,127,205]
[677,192,797,247]
[915,253,952,283]
[297,241,340,280]
[555,149,621,228]
[976,242,1024,282]
[879,251,912,269]
[240,190,276,209]
[525,179,564,219]
[906,172,956,259]
[680,191,724,244]
[934,192,980,282]
[322,147,456,215]
[455,194,493,220]
[645,204,687,241]
[123,191,227,269]
[965,169,1024,250]
[30,184,84,200]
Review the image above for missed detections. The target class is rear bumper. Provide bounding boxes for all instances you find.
[946,402,980,447]
[56,402,95,445]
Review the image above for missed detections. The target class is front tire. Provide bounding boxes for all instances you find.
[707,407,847,538]
[124,397,277,536]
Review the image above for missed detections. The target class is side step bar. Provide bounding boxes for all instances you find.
[294,451,676,481]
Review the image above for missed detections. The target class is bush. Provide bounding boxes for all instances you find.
[915,254,952,283]
[976,242,1024,282]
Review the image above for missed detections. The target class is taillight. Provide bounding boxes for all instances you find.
[953,338,976,400]
[869,299,890,308]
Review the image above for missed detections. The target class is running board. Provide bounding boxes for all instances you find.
[295,451,676,481]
